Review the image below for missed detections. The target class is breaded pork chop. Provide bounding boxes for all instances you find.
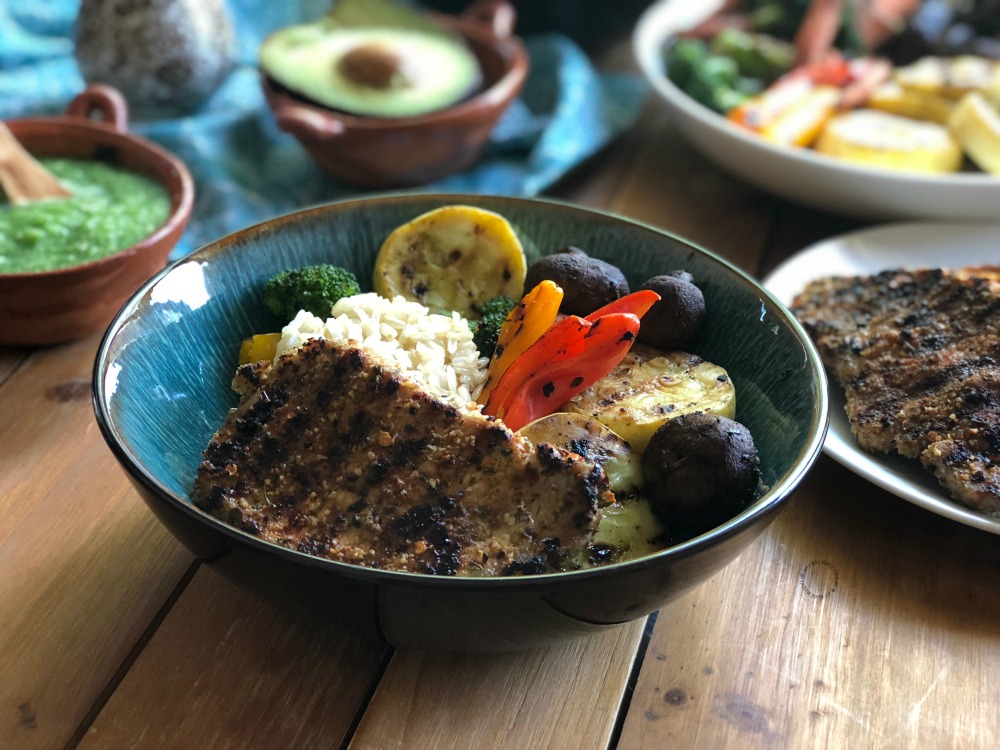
[194,338,614,575]
[792,267,1000,515]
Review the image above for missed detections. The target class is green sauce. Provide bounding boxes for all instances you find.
[0,158,172,274]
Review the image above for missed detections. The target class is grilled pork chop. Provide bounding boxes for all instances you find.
[792,267,1000,515]
[194,338,614,575]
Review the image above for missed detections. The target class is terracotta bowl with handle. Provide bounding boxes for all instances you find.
[261,0,530,188]
[0,85,194,347]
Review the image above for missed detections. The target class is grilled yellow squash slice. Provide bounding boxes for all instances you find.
[518,410,665,561]
[517,411,643,498]
[895,55,1000,101]
[815,109,962,173]
[238,333,281,366]
[373,205,527,317]
[948,92,1000,175]
[866,81,954,124]
[593,499,666,561]
[563,344,736,452]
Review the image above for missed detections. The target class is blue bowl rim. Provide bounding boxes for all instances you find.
[93,192,830,590]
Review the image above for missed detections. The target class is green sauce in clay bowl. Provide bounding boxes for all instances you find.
[0,84,193,347]
[0,157,172,274]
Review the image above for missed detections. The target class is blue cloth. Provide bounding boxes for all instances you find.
[1,1,646,258]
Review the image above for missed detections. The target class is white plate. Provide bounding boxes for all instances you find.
[764,221,1000,535]
[632,0,1000,221]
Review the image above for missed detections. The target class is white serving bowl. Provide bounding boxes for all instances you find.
[633,0,1000,221]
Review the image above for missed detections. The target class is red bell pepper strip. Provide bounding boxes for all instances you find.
[485,315,590,418]
[585,289,660,322]
[484,312,641,431]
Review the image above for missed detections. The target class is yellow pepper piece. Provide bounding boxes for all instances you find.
[476,280,563,404]
[728,75,813,131]
[238,333,282,366]
[760,85,840,147]
[728,76,839,148]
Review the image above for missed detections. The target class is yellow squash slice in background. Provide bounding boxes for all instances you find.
[948,92,1000,175]
[895,55,1000,101]
[866,81,955,124]
[815,109,963,173]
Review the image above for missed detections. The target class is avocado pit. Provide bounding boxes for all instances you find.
[337,42,411,90]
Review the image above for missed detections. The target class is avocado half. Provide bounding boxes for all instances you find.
[260,21,483,118]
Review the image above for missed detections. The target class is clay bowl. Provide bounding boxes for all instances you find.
[0,85,193,347]
[261,0,529,188]
[93,194,829,652]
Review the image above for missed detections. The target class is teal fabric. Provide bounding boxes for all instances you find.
[0,1,647,258]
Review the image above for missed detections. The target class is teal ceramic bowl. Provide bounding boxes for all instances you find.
[93,194,828,651]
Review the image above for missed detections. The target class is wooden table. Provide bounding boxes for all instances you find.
[4,83,999,750]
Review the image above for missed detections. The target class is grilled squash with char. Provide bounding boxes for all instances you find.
[372,205,527,318]
[517,411,666,560]
[517,411,643,498]
[562,344,736,452]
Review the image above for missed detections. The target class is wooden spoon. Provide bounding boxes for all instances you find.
[0,122,72,204]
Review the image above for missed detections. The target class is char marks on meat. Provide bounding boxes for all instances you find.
[194,338,613,575]
[792,267,1000,515]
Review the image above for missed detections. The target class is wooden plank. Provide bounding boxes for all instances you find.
[349,618,647,750]
[79,566,392,750]
[0,335,194,750]
[617,457,1000,749]
[0,346,28,385]
[607,116,777,273]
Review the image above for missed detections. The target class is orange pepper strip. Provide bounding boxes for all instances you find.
[476,280,563,404]
[760,85,840,147]
[485,315,590,418]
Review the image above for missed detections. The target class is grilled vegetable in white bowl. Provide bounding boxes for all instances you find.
[633,0,1000,220]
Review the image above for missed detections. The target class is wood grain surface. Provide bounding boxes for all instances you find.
[79,566,391,750]
[0,336,193,750]
[0,347,27,384]
[617,457,1000,750]
[4,58,999,750]
[607,116,776,274]
[349,620,646,750]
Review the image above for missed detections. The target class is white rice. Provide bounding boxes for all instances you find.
[275,293,490,406]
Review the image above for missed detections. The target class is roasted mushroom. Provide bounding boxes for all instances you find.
[523,248,629,315]
[636,272,706,350]
[642,413,759,539]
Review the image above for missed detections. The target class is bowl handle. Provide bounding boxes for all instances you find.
[462,0,516,39]
[275,103,346,142]
[66,84,130,134]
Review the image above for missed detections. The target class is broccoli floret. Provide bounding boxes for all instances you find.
[477,294,516,319]
[262,264,361,321]
[470,295,516,357]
